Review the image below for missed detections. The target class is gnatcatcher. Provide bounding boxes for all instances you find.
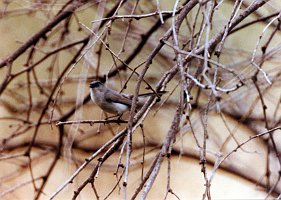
[89,81,164,117]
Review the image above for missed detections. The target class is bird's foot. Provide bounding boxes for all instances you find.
[105,114,126,124]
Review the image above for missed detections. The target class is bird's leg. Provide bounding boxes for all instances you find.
[105,114,119,120]
[117,113,123,121]
[104,113,127,124]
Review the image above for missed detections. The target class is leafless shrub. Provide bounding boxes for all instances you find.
[0,0,281,199]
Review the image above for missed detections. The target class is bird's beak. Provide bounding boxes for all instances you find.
[89,82,97,88]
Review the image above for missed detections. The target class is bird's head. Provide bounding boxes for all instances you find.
[89,81,104,89]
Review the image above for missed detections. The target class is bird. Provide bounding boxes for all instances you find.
[89,81,164,118]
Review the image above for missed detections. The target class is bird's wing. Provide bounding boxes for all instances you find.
[104,89,132,106]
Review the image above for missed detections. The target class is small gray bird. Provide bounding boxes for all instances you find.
[89,81,163,117]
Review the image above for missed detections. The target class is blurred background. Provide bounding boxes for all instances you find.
[0,0,281,199]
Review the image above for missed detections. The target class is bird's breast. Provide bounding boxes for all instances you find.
[90,89,129,114]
